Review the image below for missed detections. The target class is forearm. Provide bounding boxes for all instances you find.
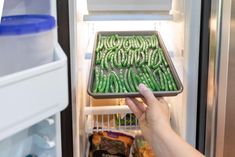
[150,126,204,157]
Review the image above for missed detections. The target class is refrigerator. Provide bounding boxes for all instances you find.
[0,0,235,157]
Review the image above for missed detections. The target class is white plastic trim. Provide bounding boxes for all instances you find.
[85,105,132,115]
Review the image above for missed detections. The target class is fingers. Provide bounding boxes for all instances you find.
[130,98,147,112]
[125,98,143,119]
[138,84,157,106]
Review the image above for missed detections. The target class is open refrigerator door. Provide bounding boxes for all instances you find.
[0,0,68,157]
[0,0,4,22]
[73,0,201,156]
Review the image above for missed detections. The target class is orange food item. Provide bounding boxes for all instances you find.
[134,135,156,157]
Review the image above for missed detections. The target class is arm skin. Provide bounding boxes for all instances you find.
[126,84,205,157]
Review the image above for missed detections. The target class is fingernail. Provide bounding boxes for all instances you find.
[139,83,147,92]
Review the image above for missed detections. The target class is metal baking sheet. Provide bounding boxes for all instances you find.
[87,31,183,99]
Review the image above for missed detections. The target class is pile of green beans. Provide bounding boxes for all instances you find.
[93,34,178,93]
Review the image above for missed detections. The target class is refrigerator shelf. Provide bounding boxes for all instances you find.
[84,106,140,133]
[0,44,68,141]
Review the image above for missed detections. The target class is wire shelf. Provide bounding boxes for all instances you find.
[84,105,141,133]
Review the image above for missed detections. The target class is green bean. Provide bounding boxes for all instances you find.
[166,68,177,90]
[99,75,107,92]
[100,51,106,69]
[152,52,162,69]
[114,52,121,68]
[168,80,173,91]
[129,37,135,49]
[121,50,128,67]
[105,74,111,93]
[132,73,141,92]
[139,51,145,66]
[130,68,138,91]
[135,50,140,65]
[124,69,132,92]
[112,71,123,92]
[140,66,154,90]
[154,34,159,48]
[118,50,123,68]
[117,37,124,49]
[127,50,132,67]
[95,35,101,52]
[162,73,169,91]
[110,73,119,93]
[95,51,101,64]
[148,49,153,67]
[112,34,118,46]
[159,49,168,66]
[130,50,135,66]
[151,35,156,48]
[104,50,113,69]
[109,35,114,48]
[110,53,115,69]
[128,68,136,92]
[137,68,146,83]
[104,37,108,50]
[150,49,158,68]
[119,69,128,93]
[123,38,129,49]
[144,65,161,91]
[93,67,100,92]
[158,69,165,90]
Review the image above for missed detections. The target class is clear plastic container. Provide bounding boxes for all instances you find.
[0,15,56,76]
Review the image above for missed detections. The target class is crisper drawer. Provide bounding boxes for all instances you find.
[0,44,68,141]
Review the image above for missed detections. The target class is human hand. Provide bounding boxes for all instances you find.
[125,83,171,144]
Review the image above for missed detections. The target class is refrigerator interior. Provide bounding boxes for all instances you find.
[0,0,67,157]
[74,0,201,156]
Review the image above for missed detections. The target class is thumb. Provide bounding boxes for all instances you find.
[138,84,156,106]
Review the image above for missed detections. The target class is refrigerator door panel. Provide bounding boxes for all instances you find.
[0,0,68,142]
[205,0,235,156]
[0,114,62,157]
[0,44,68,141]
[0,0,3,20]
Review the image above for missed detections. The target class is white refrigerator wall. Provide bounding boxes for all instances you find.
[74,0,201,156]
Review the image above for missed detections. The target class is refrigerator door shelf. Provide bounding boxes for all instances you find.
[0,44,68,141]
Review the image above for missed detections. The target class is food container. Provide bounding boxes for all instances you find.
[87,31,183,99]
[0,15,56,76]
